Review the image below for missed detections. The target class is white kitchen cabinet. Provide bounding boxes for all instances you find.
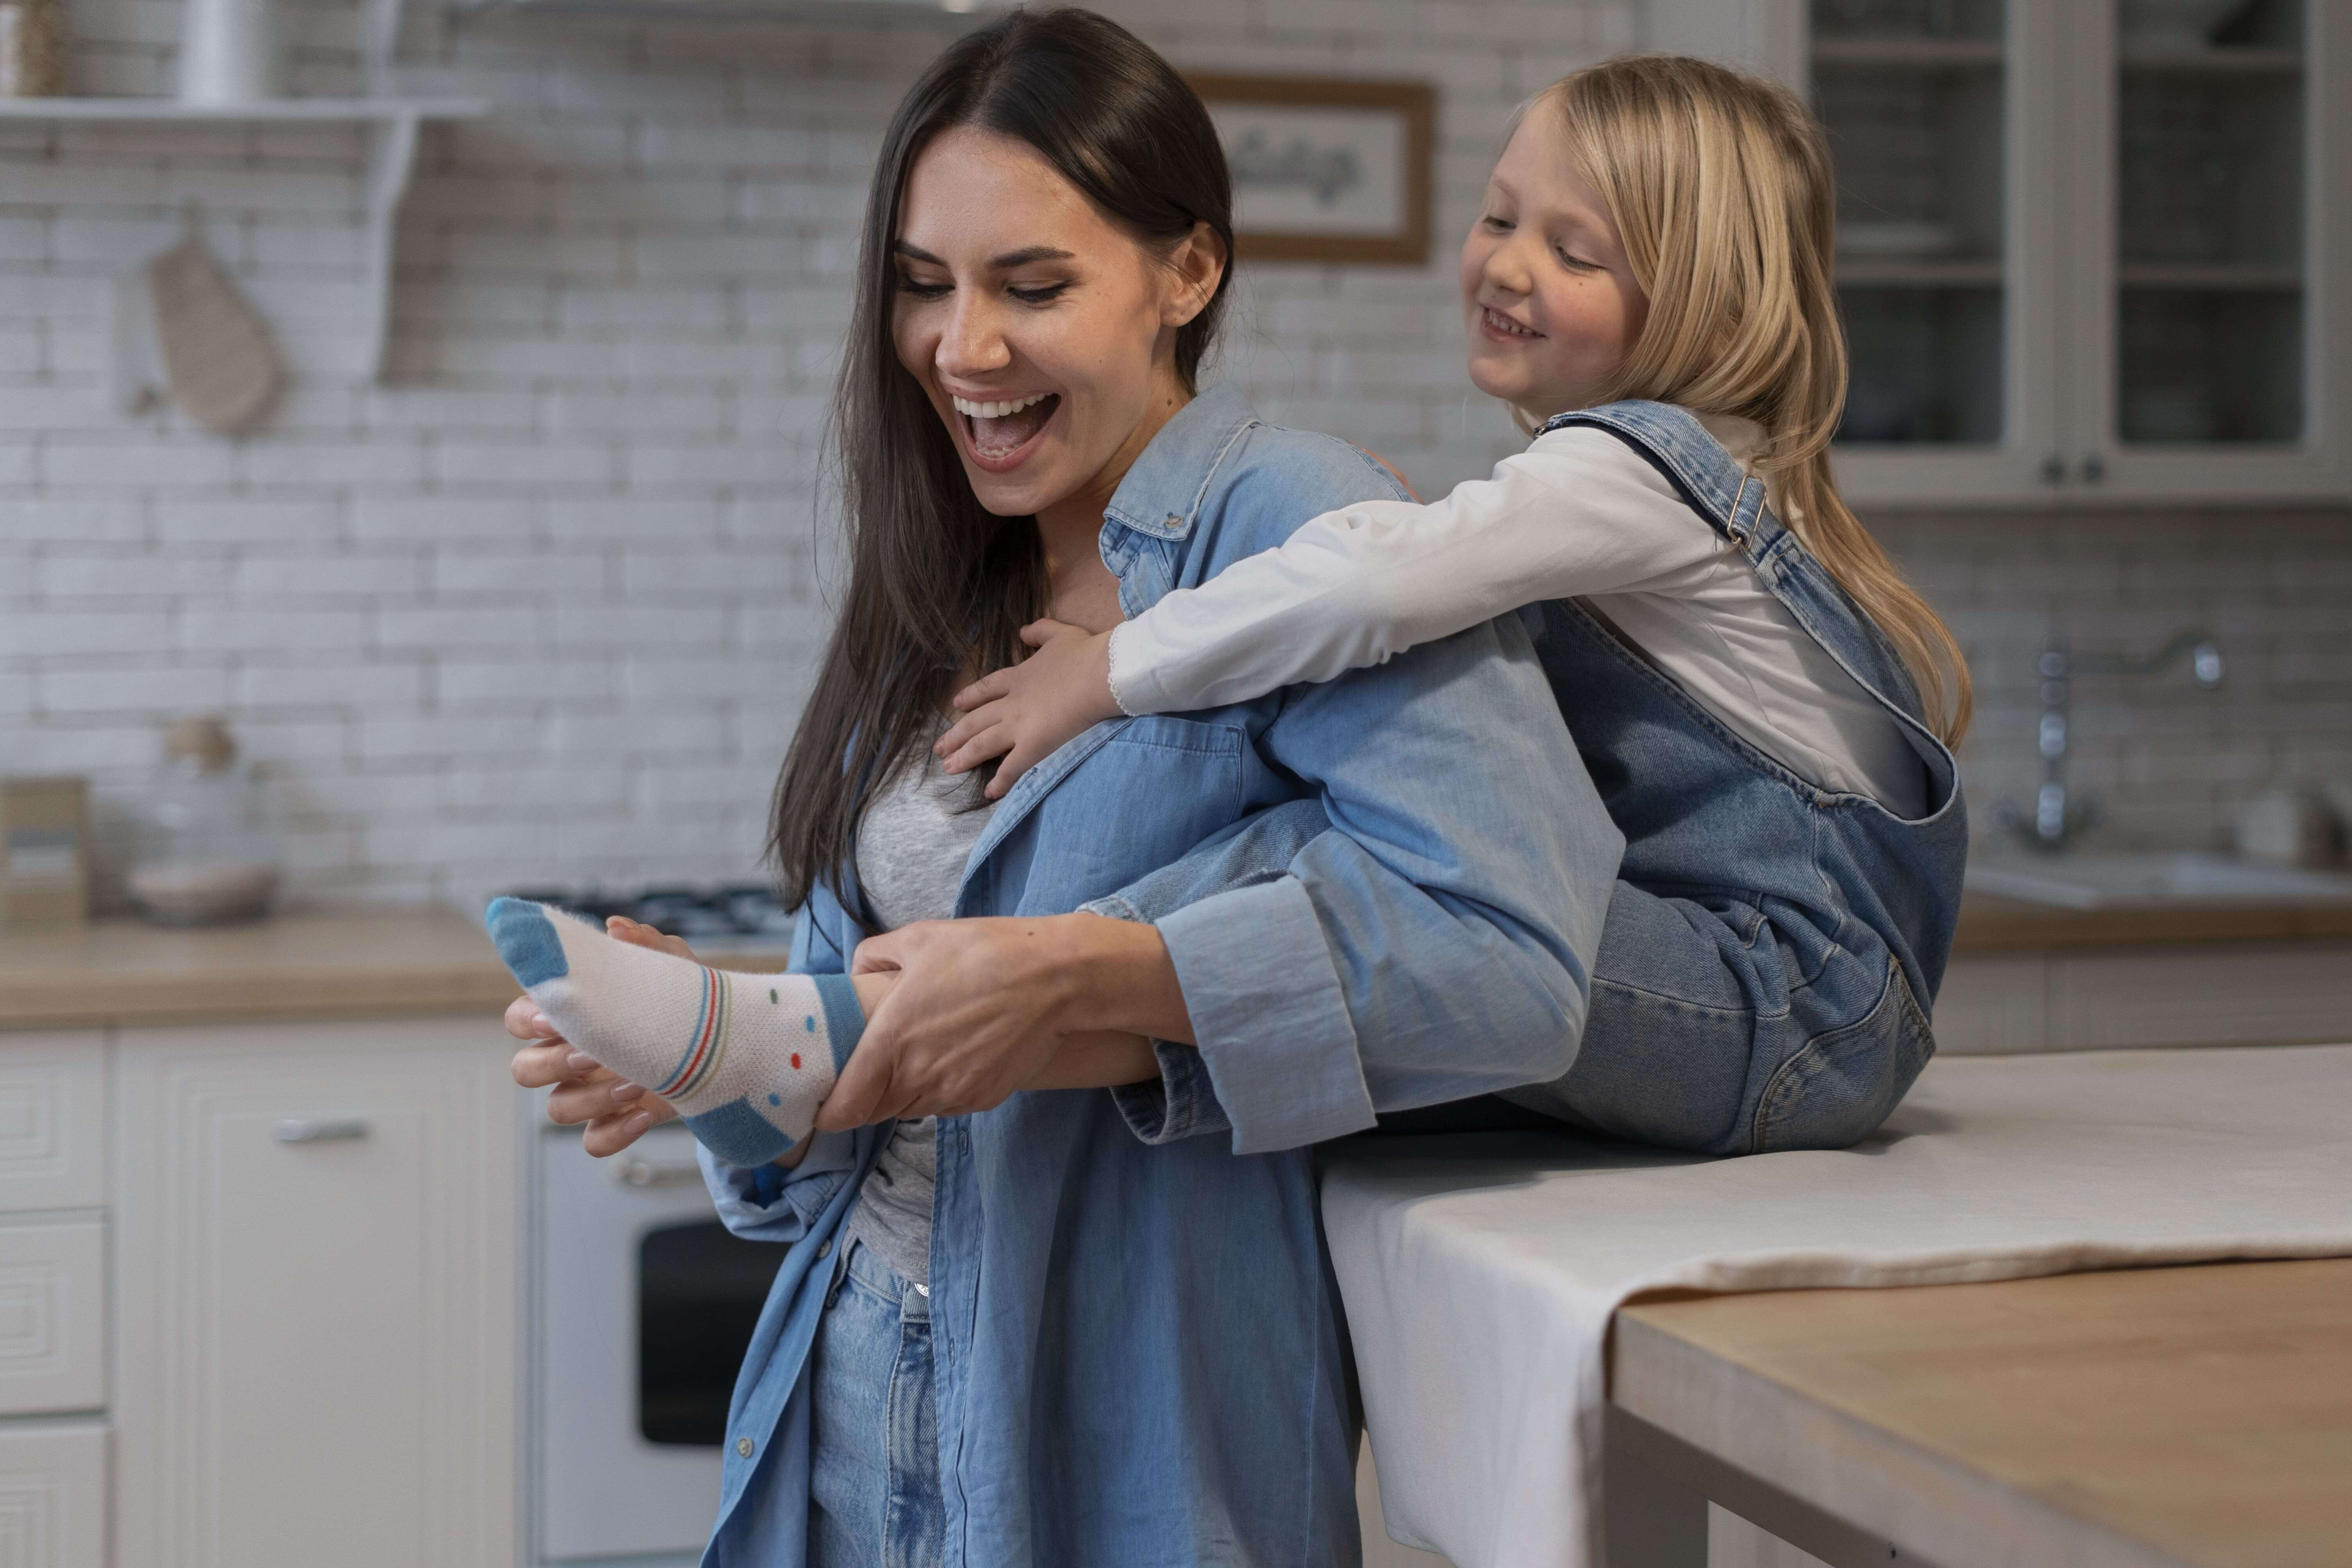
[1655,0,2352,508]
[114,1018,520,1568]
[0,1034,105,1215]
[0,1226,105,1419]
[0,1423,108,1568]
[1935,941,2352,1053]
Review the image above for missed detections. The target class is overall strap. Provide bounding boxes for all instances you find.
[1540,400,1770,555]
[1539,401,1955,785]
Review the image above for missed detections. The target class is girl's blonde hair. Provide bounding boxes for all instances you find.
[1528,54,1972,746]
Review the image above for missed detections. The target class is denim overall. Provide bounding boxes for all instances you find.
[1505,400,1969,1153]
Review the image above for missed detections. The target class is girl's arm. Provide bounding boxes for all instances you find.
[936,429,1721,791]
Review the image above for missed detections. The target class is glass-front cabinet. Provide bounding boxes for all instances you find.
[1655,0,2350,506]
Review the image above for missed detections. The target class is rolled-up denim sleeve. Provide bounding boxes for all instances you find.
[1127,604,1623,1155]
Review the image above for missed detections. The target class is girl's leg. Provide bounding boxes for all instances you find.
[1091,800,1933,1154]
[808,1239,945,1568]
[1498,879,1935,1155]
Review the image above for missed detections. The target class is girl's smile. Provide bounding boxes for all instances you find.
[1476,304,1545,343]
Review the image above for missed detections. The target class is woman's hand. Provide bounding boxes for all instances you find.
[935,619,1121,798]
[507,915,686,1157]
[815,913,1185,1130]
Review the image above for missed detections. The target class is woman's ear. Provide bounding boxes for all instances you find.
[1160,221,1227,328]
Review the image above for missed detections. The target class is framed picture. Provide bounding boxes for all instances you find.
[1187,74,1436,266]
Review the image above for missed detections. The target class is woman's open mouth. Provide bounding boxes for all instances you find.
[951,391,1063,473]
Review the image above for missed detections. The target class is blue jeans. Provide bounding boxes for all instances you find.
[808,1237,943,1568]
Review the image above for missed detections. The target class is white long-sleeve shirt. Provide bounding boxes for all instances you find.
[1108,413,1929,818]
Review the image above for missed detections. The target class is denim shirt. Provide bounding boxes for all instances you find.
[696,383,1624,1567]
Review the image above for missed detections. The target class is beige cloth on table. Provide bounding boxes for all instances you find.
[1321,1043,2352,1568]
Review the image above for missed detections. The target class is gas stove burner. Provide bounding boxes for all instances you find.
[502,884,797,949]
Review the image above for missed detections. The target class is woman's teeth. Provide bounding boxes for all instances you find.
[1485,307,1541,339]
[951,392,1052,418]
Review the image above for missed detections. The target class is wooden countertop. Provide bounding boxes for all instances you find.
[1952,891,2352,953]
[0,908,790,1029]
[1612,1258,2352,1568]
[4,889,2344,1030]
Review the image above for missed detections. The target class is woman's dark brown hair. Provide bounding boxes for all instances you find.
[768,7,1236,911]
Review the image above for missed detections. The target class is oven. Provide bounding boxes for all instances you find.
[533,1118,784,1564]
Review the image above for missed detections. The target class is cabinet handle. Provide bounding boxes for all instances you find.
[274,1115,370,1144]
[2040,454,2066,485]
[614,1156,703,1188]
[2081,454,2106,483]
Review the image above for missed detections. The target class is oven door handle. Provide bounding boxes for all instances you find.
[613,1155,705,1188]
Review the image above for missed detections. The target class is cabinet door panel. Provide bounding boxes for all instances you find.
[0,1033,105,1214]
[2048,944,2352,1049]
[116,1019,518,1568]
[0,1224,104,1417]
[1930,954,2050,1054]
[0,1423,106,1568]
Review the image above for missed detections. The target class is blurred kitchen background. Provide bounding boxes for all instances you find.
[0,0,2344,913]
[2,6,2346,1568]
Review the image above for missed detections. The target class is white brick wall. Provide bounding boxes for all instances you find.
[3,0,2345,914]
[1875,511,2352,859]
[0,0,1633,909]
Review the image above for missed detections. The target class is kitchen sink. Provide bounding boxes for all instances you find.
[1965,853,2352,910]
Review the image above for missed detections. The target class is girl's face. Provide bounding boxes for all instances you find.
[892,126,1220,523]
[1457,109,1648,423]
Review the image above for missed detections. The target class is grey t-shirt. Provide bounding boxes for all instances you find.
[842,742,996,1287]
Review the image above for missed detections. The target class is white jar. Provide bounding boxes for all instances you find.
[128,715,285,925]
[177,0,284,105]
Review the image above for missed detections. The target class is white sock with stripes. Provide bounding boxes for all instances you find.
[487,898,862,1166]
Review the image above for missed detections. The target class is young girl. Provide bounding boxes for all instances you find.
[935,53,1974,1155]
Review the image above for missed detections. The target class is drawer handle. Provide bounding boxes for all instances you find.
[614,1156,702,1188]
[275,1116,370,1144]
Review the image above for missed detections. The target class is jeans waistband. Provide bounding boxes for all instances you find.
[841,1234,930,1323]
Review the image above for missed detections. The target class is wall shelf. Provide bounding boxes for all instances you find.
[1839,260,2006,288]
[1810,37,2006,68]
[2118,264,2304,291]
[0,98,488,382]
[2119,46,2304,75]
[0,96,485,120]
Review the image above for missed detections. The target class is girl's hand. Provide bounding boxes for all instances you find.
[935,620,1121,798]
[506,915,688,1157]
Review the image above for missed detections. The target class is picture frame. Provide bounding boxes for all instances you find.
[1186,74,1436,266]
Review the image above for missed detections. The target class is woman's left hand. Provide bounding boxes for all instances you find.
[817,913,1182,1129]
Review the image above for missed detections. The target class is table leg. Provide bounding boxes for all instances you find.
[1602,1411,1710,1568]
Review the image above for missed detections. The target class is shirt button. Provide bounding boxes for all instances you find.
[736,1437,754,1458]
[815,1238,832,1258]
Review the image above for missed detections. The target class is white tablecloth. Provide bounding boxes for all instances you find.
[1320,1044,2352,1568]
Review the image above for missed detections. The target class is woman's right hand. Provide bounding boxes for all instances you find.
[506,916,685,1158]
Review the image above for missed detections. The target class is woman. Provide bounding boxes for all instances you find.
[513,11,1618,1566]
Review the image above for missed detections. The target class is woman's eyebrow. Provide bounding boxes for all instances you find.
[891,240,1076,270]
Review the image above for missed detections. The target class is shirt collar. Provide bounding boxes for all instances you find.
[1100,381,1259,542]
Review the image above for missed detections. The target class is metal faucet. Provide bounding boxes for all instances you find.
[2008,630,2225,853]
